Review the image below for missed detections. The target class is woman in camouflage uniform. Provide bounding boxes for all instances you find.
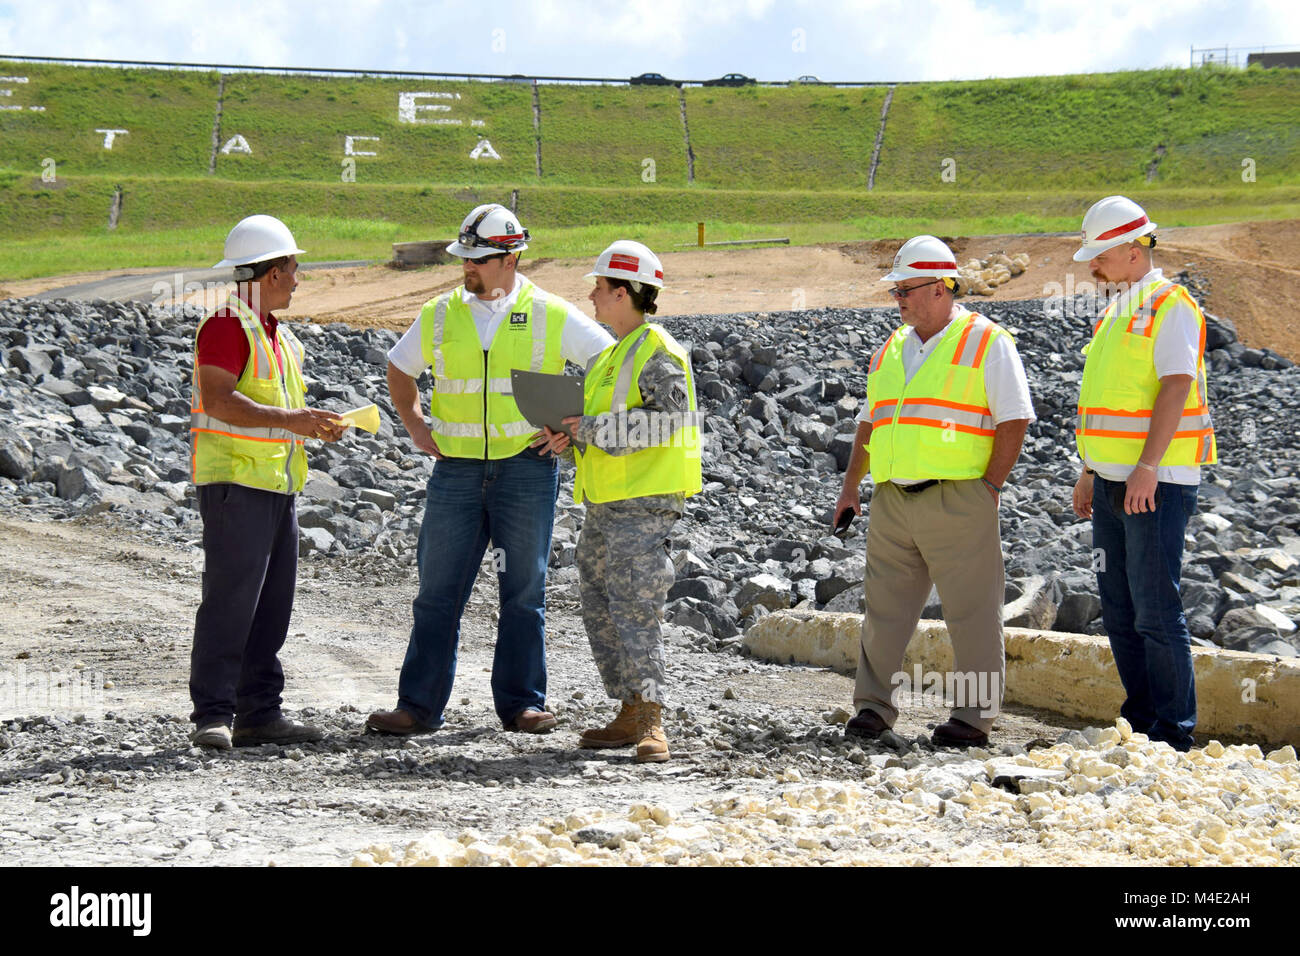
[540,241,702,762]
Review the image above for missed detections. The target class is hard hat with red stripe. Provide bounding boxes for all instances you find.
[1073,195,1157,262]
[448,203,530,259]
[586,240,665,289]
[881,235,961,282]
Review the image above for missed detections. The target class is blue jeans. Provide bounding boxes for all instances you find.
[1091,476,1199,751]
[397,448,559,728]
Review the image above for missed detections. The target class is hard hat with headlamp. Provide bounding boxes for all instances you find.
[447,204,530,259]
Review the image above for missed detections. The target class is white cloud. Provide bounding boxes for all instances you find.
[0,0,1296,79]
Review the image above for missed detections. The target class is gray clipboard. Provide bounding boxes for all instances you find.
[511,370,584,438]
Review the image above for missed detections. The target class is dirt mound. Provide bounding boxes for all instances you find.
[7,221,1298,360]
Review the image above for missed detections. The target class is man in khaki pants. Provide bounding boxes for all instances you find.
[832,236,1034,747]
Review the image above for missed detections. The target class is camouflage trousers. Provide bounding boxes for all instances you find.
[576,498,681,705]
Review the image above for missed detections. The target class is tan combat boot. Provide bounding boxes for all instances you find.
[578,698,639,748]
[635,698,670,763]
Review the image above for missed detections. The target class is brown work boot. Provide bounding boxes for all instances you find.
[509,708,558,734]
[635,698,670,763]
[578,698,639,748]
[366,708,433,736]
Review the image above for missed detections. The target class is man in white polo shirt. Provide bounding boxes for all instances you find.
[1070,196,1215,752]
[833,235,1035,748]
[368,204,613,737]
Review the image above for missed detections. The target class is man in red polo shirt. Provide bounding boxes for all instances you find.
[190,214,345,750]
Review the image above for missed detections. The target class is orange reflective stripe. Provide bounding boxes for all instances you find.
[1079,406,1151,419]
[896,400,995,433]
[971,324,995,368]
[190,427,301,445]
[893,418,995,437]
[1077,409,1212,439]
[870,398,898,427]
[1080,404,1209,418]
[1150,287,1174,313]
[901,397,991,414]
[869,335,896,373]
[1120,281,1169,337]
[1081,429,1147,439]
[950,321,975,366]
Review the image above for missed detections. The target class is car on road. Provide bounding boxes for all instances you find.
[791,74,822,85]
[630,72,677,86]
[702,72,756,87]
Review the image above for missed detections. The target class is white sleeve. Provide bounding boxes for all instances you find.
[558,300,615,365]
[387,315,428,378]
[983,333,1036,424]
[1153,297,1201,379]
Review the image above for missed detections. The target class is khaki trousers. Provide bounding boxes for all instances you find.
[853,478,1006,734]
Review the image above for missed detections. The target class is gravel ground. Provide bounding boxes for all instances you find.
[3,289,1298,868]
[2,514,1296,867]
[0,512,1086,866]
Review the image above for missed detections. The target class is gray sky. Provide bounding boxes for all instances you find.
[1,0,1295,82]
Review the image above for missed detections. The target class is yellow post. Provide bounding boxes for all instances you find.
[697,222,705,247]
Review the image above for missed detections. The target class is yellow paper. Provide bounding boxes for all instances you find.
[339,403,380,433]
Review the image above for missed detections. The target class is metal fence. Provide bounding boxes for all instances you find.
[1190,43,1300,68]
[0,53,908,87]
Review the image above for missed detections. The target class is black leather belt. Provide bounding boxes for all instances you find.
[898,479,941,494]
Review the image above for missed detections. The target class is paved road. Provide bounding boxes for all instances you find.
[30,260,373,304]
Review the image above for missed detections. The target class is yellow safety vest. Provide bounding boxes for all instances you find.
[1076,277,1216,468]
[866,311,1004,482]
[191,294,309,494]
[573,323,703,504]
[418,279,567,459]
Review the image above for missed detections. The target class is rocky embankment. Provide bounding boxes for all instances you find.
[1,276,1298,656]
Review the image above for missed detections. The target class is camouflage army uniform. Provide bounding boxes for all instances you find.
[572,349,693,706]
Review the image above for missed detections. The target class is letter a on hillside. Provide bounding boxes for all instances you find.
[470,138,501,160]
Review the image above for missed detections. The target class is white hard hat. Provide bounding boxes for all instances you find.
[586,240,664,290]
[447,203,530,259]
[214,214,305,269]
[881,235,961,282]
[1073,195,1157,262]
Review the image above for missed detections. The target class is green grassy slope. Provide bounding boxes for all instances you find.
[0,63,220,177]
[685,85,888,189]
[878,68,1300,190]
[2,174,1295,279]
[2,60,1298,280]
[216,74,536,184]
[537,84,685,187]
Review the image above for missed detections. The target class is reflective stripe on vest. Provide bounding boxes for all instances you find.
[573,323,703,504]
[190,294,308,493]
[1075,280,1217,468]
[866,312,1004,482]
[419,279,567,459]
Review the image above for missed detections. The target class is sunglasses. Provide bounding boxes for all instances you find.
[889,279,943,300]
